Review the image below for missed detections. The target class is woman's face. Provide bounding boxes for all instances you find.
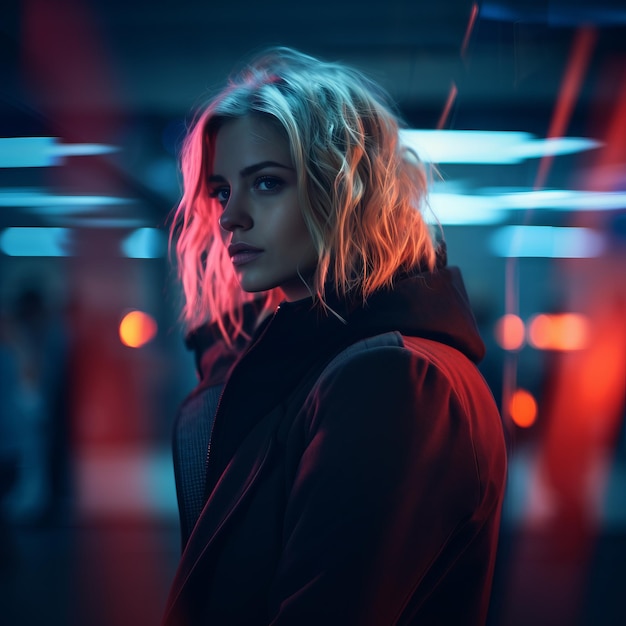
[209,115,318,301]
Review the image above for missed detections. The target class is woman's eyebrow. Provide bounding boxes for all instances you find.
[208,160,294,184]
[239,161,293,177]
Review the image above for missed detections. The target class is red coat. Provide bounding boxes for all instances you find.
[163,267,507,625]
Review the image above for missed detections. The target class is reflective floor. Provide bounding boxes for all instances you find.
[0,520,180,626]
[2,444,626,626]
[1,520,625,626]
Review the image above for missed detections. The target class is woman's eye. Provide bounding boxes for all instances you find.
[255,176,282,192]
[209,187,230,205]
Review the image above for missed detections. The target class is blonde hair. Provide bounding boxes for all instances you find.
[172,47,437,343]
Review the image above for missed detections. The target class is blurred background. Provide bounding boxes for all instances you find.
[1,0,625,624]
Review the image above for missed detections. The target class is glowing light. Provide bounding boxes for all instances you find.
[489,226,606,258]
[0,188,130,209]
[46,218,148,227]
[0,227,71,256]
[514,137,601,160]
[436,82,458,130]
[485,188,626,211]
[535,27,597,190]
[0,136,117,168]
[460,3,479,58]
[509,389,538,428]
[427,193,508,225]
[494,314,525,351]
[121,228,167,259]
[480,2,626,26]
[528,313,591,351]
[400,130,600,164]
[427,188,626,225]
[2,130,590,170]
[119,311,157,348]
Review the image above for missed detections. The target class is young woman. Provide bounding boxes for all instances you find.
[164,47,507,626]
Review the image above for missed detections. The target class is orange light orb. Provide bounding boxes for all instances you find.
[509,388,538,428]
[494,314,525,351]
[119,310,157,348]
[528,313,590,351]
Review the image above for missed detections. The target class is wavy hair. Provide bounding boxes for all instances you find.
[172,47,437,343]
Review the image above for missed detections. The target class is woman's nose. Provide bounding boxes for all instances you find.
[218,193,252,232]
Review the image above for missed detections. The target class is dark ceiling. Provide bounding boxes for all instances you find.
[5,1,626,124]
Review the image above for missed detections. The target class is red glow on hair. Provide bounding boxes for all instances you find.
[119,311,157,348]
[494,314,525,351]
[509,389,538,428]
[528,313,590,351]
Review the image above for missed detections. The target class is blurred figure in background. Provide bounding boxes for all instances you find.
[0,307,20,557]
[1,284,71,525]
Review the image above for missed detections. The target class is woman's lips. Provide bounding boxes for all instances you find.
[228,243,263,267]
[231,249,263,267]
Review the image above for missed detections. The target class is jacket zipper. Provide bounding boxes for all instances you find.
[204,386,224,480]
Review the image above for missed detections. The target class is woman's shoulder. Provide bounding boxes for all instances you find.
[319,331,479,388]
[300,330,505,491]
[305,330,501,439]
[304,333,450,417]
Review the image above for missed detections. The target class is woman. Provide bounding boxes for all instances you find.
[164,47,507,626]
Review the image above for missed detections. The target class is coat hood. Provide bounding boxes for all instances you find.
[345,266,486,363]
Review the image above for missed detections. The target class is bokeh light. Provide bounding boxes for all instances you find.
[509,388,538,428]
[494,314,525,350]
[119,310,157,348]
[528,313,590,351]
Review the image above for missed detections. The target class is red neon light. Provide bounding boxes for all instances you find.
[436,82,458,130]
[535,27,597,190]
[460,3,479,58]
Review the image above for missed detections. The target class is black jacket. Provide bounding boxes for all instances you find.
[163,266,507,626]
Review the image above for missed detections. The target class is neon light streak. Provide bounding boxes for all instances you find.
[436,82,458,130]
[0,188,130,208]
[0,137,117,168]
[120,228,167,259]
[535,27,598,190]
[0,227,71,256]
[490,225,606,258]
[460,3,479,58]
